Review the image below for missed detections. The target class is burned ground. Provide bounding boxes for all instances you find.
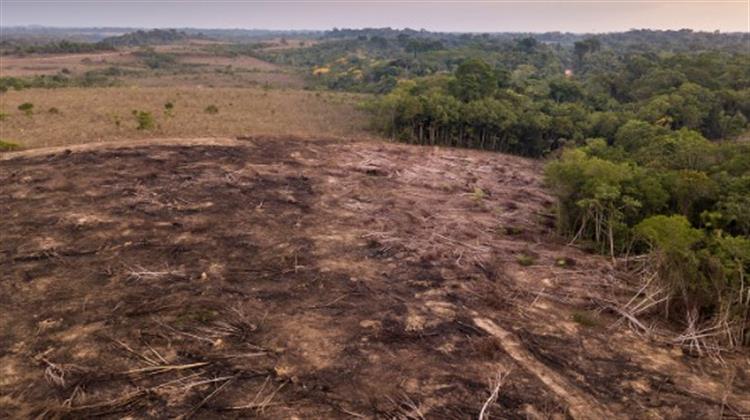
[1,137,748,419]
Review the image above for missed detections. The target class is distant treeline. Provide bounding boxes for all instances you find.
[0,39,115,55]
[0,29,197,55]
[0,67,129,92]
[100,29,194,47]
[321,28,750,52]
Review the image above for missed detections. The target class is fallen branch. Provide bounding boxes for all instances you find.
[478,370,511,420]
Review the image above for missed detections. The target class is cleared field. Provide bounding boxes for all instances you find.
[0,51,139,77]
[0,87,374,148]
[1,44,306,88]
[1,137,747,418]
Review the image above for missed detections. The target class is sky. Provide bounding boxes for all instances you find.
[1,1,748,33]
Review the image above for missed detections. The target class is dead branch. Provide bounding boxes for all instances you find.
[479,370,511,420]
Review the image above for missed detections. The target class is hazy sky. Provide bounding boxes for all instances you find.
[1,1,748,33]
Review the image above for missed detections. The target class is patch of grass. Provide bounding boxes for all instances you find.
[0,112,8,121]
[571,310,600,327]
[1,86,373,149]
[472,187,486,201]
[503,226,523,236]
[48,107,60,114]
[176,309,219,326]
[205,104,219,114]
[133,110,156,130]
[18,102,34,116]
[0,140,21,151]
[516,254,536,266]
[555,257,576,268]
[164,101,175,117]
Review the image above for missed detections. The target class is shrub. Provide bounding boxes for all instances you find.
[635,215,750,346]
[503,226,523,236]
[205,105,219,114]
[18,102,34,115]
[134,111,155,130]
[0,140,21,151]
[571,310,600,327]
[472,187,486,201]
[48,107,60,114]
[164,101,175,117]
[516,254,536,266]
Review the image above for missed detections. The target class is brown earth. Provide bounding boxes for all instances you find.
[1,137,748,419]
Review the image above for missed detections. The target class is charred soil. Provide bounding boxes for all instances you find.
[1,137,748,419]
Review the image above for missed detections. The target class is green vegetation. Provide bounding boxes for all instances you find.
[472,186,486,201]
[100,29,192,47]
[133,110,156,130]
[365,48,747,156]
[571,310,600,327]
[0,39,115,55]
[545,134,749,345]
[164,101,175,117]
[205,104,219,114]
[0,140,21,151]
[516,254,536,266]
[18,102,34,116]
[134,48,179,69]
[0,68,126,92]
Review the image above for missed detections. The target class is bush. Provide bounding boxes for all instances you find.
[135,49,178,69]
[164,101,175,117]
[18,102,34,115]
[516,254,536,266]
[205,105,219,114]
[0,139,21,151]
[134,111,155,130]
[571,310,600,327]
[635,215,749,346]
[48,107,60,114]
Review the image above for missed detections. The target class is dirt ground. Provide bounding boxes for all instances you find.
[1,137,748,419]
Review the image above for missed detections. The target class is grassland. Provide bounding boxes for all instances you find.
[0,39,378,148]
[0,86,374,148]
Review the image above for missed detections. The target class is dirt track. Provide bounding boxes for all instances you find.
[1,137,748,418]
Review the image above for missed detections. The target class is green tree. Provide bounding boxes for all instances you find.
[452,58,497,102]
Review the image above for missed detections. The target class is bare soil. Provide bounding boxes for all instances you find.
[1,137,748,419]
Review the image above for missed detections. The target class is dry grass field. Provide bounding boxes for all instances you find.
[0,51,139,77]
[0,86,375,148]
[1,42,306,88]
